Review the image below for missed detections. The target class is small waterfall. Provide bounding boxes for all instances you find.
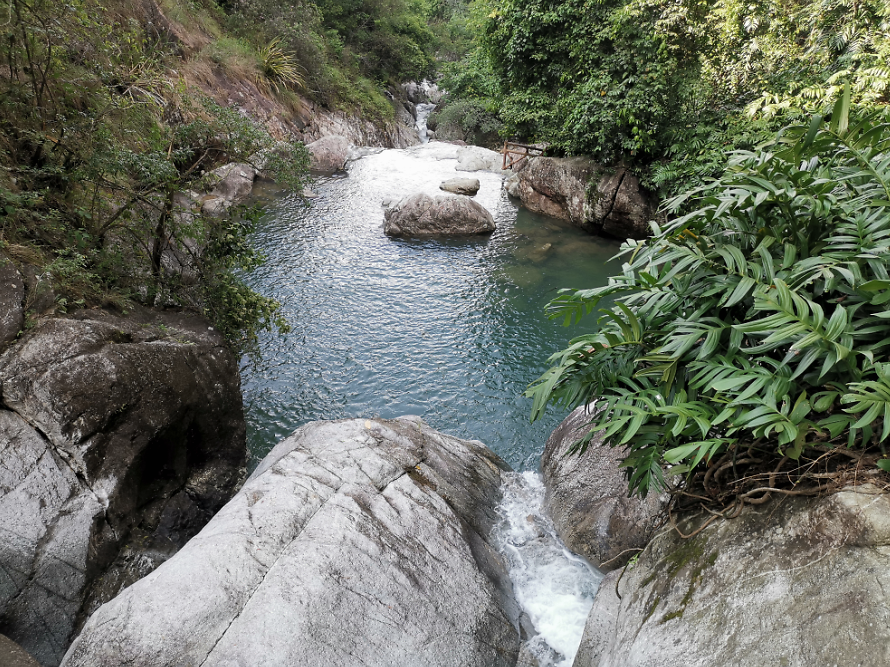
[493,471,604,667]
[415,102,436,143]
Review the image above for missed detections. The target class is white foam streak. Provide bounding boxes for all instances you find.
[493,471,603,667]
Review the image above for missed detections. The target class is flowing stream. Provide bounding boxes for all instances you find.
[242,138,615,665]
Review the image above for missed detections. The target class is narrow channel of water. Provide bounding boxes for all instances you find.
[495,472,604,667]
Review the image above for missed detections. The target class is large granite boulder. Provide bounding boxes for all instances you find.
[0,309,245,665]
[574,485,890,667]
[384,193,496,237]
[62,417,521,667]
[506,157,653,239]
[456,146,510,174]
[0,254,24,348]
[0,634,40,667]
[584,167,652,239]
[306,134,351,172]
[542,406,664,571]
[200,162,257,217]
[440,177,481,195]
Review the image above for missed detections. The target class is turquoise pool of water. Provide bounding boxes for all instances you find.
[241,143,621,471]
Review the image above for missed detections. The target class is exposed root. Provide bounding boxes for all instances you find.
[665,443,890,538]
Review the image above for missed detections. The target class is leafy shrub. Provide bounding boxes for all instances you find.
[527,95,890,496]
[427,97,502,146]
[0,0,309,351]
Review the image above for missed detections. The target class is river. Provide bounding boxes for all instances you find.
[241,140,615,665]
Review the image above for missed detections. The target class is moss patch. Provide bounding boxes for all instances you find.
[656,535,720,624]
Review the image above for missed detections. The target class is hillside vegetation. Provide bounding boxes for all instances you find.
[437,0,890,197]
[0,0,440,350]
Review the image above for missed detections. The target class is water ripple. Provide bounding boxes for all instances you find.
[241,144,620,470]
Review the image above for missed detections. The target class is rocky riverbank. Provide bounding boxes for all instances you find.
[62,417,522,666]
[540,408,890,667]
[505,158,654,240]
[0,308,246,665]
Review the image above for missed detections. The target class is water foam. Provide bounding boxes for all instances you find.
[493,471,603,667]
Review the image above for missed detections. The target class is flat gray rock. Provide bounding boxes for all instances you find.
[574,486,890,667]
[542,406,665,571]
[455,146,510,174]
[384,193,495,237]
[0,309,245,665]
[440,177,481,196]
[62,418,520,667]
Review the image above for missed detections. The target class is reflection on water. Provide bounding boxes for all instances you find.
[241,143,621,471]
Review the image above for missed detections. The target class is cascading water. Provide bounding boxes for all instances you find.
[415,102,436,143]
[494,472,604,666]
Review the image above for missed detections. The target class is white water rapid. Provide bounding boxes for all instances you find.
[493,471,604,667]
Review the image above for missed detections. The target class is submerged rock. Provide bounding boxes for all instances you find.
[0,309,245,665]
[306,134,351,172]
[62,417,521,667]
[0,254,24,348]
[575,486,890,667]
[383,193,495,237]
[542,406,665,571]
[440,177,481,195]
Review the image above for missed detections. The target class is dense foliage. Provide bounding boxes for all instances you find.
[0,0,314,351]
[227,0,438,115]
[440,0,890,196]
[527,96,890,496]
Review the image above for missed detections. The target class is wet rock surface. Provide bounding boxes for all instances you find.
[63,417,521,667]
[0,255,24,348]
[0,308,245,665]
[440,177,481,195]
[574,486,890,667]
[542,406,665,571]
[384,192,496,237]
[506,157,653,239]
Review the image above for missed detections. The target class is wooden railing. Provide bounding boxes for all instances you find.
[501,141,547,170]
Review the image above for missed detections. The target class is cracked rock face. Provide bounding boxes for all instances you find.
[62,417,521,667]
[574,486,890,667]
[509,157,653,240]
[384,193,496,237]
[0,255,24,349]
[542,406,665,572]
[0,309,245,665]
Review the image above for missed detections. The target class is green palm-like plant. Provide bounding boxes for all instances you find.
[528,87,890,496]
[257,38,305,93]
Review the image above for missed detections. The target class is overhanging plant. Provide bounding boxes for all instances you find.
[528,87,890,497]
